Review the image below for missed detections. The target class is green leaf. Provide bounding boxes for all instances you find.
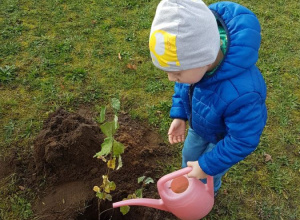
[114,115,119,130]
[111,98,120,113]
[116,156,123,170]
[94,137,113,157]
[144,177,154,185]
[109,181,116,191]
[96,192,104,199]
[99,106,106,123]
[113,140,124,157]
[135,188,143,198]
[138,176,146,184]
[100,121,115,137]
[120,206,130,215]
[104,184,111,193]
[105,193,112,201]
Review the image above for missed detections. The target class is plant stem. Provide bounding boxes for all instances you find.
[98,199,101,220]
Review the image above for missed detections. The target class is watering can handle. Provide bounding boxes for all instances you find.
[157,167,214,196]
[206,175,214,196]
[157,167,192,191]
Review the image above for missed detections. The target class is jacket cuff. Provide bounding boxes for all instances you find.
[170,107,188,120]
[198,156,215,176]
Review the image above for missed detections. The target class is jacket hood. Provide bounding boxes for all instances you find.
[205,2,261,83]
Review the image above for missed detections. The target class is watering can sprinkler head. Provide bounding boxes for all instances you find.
[113,167,214,220]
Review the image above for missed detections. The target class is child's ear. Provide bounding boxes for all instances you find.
[206,63,214,71]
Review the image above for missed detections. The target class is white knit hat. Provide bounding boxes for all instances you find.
[149,0,220,71]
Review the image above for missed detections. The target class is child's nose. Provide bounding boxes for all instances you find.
[167,73,177,82]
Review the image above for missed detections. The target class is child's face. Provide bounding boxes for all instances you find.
[166,65,210,84]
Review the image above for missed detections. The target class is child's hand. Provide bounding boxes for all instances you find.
[187,161,208,179]
[168,119,186,144]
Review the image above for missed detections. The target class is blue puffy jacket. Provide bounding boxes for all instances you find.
[170,2,267,176]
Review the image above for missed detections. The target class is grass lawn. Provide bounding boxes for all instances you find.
[1,0,299,219]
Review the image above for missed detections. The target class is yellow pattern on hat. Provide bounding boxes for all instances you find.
[149,30,180,68]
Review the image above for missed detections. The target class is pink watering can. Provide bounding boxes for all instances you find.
[113,167,214,220]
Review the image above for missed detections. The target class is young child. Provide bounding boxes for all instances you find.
[149,0,267,193]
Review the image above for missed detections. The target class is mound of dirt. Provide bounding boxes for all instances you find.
[33,108,103,184]
[32,108,178,220]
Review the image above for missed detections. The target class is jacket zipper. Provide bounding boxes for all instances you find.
[189,84,195,129]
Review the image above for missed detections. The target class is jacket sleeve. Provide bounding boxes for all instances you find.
[198,92,267,176]
[170,82,188,120]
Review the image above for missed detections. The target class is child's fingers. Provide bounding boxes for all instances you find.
[168,134,174,144]
[168,134,185,144]
[169,134,178,144]
[180,134,185,142]
[173,136,178,144]
[175,135,184,143]
[186,162,194,178]
[176,135,184,143]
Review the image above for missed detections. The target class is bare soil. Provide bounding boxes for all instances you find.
[1,107,178,220]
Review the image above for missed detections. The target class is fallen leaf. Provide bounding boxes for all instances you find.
[127,63,137,70]
[264,153,272,162]
[118,53,122,60]
[19,186,25,191]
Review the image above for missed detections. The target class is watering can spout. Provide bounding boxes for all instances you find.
[113,198,168,212]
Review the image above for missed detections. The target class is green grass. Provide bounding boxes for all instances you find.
[0,0,299,219]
